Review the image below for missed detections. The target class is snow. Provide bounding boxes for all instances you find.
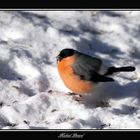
[0,11,140,129]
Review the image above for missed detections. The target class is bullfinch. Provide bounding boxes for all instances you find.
[57,48,135,95]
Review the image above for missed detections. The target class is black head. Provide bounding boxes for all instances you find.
[57,48,75,62]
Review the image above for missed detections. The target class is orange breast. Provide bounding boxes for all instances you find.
[57,55,93,94]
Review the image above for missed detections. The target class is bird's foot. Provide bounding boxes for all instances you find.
[68,92,82,102]
[72,95,82,102]
[68,92,77,95]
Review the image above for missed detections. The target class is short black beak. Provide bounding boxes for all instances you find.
[56,55,63,62]
[56,55,60,62]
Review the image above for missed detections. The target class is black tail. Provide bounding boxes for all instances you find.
[104,66,136,76]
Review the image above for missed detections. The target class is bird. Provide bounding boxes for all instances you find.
[57,48,136,95]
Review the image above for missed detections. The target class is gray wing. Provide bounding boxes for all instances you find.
[72,53,114,82]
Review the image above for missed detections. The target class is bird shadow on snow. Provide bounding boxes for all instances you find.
[79,80,140,118]
[81,80,140,107]
[70,81,140,128]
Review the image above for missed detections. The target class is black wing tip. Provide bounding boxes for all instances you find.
[103,77,115,82]
[92,76,115,83]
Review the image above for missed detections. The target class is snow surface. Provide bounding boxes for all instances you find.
[0,11,140,129]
